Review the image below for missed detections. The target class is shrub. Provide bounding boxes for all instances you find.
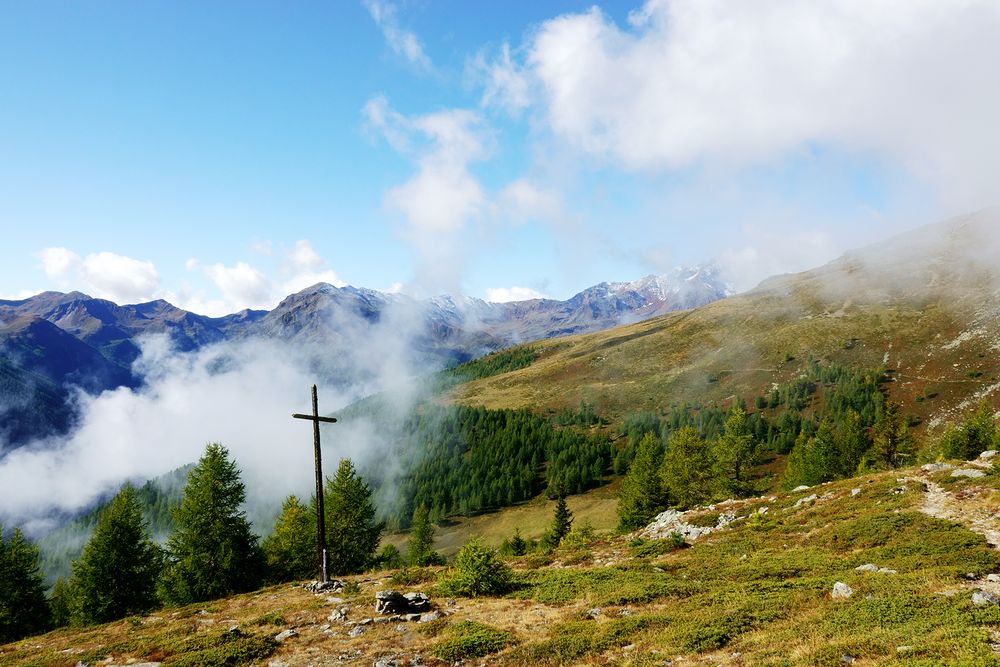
[431,621,515,661]
[437,538,512,597]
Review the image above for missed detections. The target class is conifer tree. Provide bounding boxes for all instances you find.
[617,432,665,531]
[159,443,265,604]
[0,526,50,643]
[70,483,162,624]
[714,406,758,495]
[871,401,914,468]
[263,495,315,583]
[661,426,715,509]
[324,458,384,575]
[48,577,73,628]
[836,410,869,475]
[406,504,439,566]
[545,493,573,548]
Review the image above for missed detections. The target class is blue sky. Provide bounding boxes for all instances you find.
[1,1,998,315]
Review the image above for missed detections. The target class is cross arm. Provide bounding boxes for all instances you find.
[292,414,339,423]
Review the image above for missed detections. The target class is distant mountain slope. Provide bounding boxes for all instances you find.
[448,209,1000,433]
[0,265,729,447]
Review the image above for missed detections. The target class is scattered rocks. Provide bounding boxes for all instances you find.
[981,450,999,460]
[274,629,298,642]
[791,485,811,492]
[951,468,987,479]
[418,611,442,623]
[851,488,861,496]
[987,574,1000,583]
[585,608,602,619]
[374,658,398,667]
[375,590,431,615]
[329,606,350,622]
[922,463,954,473]
[973,590,1000,607]
[640,509,737,540]
[841,655,855,664]
[832,582,854,599]
[305,579,345,593]
[896,645,914,653]
[855,563,898,574]
[348,625,366,637]
[794,494,818,508]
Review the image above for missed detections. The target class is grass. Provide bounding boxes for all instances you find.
[7,467,1000,666]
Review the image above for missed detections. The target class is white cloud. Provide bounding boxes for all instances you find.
[202,261,273,311]
[471,42,531,116]
[363,0,432,70]
[37,247,160,303]
[497,179,563,225]
[485,286,548,303]
[38,247,81,285]
[79,252,161,304]
[367,97,491,292]
[516,0,1000,207]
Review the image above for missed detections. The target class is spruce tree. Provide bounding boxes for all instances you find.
[661,426,714,510]
[406,504,439,566]
[263,495,316,583]
[872,401,914,468]
[714,406,757,496]
[0,526,50,643]
[324,458,384,576]
[617,432,665,531]
[70,483,162,624]
[159,443,265,604]
[545,493,573,548]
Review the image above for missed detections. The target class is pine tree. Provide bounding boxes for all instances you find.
[617,432,665,531]
[406,505,439,567]
[545,493,573,548]
[159,443,265,604]
[836,410,869,475]
[324,458,384,576]
[714,406,758,495]
[48,577,73,628]
[70,483,162,624]
[0,526,50,643]
[263,495,316,583]
[871,401,914,468]
[661,426,715,509]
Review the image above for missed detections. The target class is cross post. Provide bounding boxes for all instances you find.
[293,384,338,582]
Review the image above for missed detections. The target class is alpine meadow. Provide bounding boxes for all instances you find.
[4,2,1000,666]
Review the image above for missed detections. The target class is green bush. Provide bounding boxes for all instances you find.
[431,621,514,661]
[437,538,512,597]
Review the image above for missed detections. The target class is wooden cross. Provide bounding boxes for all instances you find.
[293,384,337,582]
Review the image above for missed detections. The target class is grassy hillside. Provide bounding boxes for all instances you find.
[447,213,1000,437]
[6,459,1000,666]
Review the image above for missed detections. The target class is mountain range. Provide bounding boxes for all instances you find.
[0,265,731,448]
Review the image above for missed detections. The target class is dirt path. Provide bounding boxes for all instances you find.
[908,473,1000,548]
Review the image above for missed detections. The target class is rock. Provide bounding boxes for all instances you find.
[981,450,999,460]
[792,485,811,492]
[329,607,349,622]
[951,468,986,478]
[348,625,366,637]
[922,463,954,473]
[446,598,456,607]
[376,590,432,615]
[855,563,897,574]
[374,659,398,667]
[326,596,345,605]
[274,629,298,642]
[851,488,861,496]
[403,592,431,612]
[419,611,442,623]
[841,655,855,664]
[404,613,421,622]
[586,608,602,619]
[972,590,1000,606]
[896,645,914,653]
[305,579,344,593]
[794,494,818,509]
[832,582,854,599]
[987,574,1000,583]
